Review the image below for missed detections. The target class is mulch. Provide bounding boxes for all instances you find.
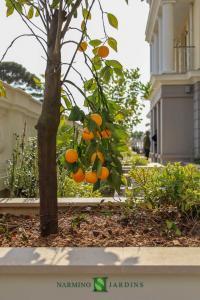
[0,205,200,247]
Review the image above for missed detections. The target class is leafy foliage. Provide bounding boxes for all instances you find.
[5,129,101,198]
[130,154,148,167]
[102,69,149,133]
[129,163,200,215]
[6,135,39,198]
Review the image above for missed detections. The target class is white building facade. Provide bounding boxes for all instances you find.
[146,0,200,163]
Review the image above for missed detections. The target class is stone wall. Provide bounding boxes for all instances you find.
[150,84,194,163]
[0,83,42,190]
[161,85,194,163]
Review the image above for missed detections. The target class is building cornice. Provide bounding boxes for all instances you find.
[145,0,161,43]
[149,70,200,103]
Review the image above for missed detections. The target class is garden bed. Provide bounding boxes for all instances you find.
[0,205,200,247]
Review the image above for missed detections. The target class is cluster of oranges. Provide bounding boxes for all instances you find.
[78,41,110,59]
[65,113,111,184]
[82,114,111,142]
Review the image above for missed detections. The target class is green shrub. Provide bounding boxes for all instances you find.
[130,154,148,167]
[129,163,200,215]
[6,135,38,198]
[5,135,101,198]
[57,169,101,197]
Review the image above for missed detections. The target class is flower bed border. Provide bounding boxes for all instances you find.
[0,198,126,215]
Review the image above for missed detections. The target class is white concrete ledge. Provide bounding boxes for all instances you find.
[1,247,200,299]
[0,247,200,275]
[0,197,125,207]
[0,198,126,215]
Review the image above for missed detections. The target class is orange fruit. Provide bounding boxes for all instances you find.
[82,128,94,141]
[101,129,111,139]
[97,46,109,58]
[85,171,98,184]
[98,167,109,180]
[91,151,105,164]
[78,41,88,52]
[90,113,102,127]
[72,168,85,183]
[65,149,78,163]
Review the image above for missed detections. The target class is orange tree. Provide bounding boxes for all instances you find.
[2,0,129,236]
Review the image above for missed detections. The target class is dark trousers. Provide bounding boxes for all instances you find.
[144,149,150,159]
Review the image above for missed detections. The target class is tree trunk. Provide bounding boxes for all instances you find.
[37,11,61,236]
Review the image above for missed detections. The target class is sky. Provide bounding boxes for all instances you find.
[0,0,150,132]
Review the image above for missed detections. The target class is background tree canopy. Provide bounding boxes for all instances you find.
[0,61,43,101]
[103,68,150,134]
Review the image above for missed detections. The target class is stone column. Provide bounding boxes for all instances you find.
[194,82,200,159]
[153,33,159,74]
[158,16,163,74]
[150,109,154,153]
[151,108,155,155]
[156,102,160,156]
[150,43,153,74]
[189,3,193,46]
[151,38,155,74]
[154,106,157,156]
[160,99,163,159]
[189,3,194,70]
[162,1,175,73]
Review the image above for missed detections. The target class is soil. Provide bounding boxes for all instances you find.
[0,205,200,247]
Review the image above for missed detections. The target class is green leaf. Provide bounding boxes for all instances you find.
[89,39,102,47]
[27,6,34,19]
[0,81,6,97]
[176,228,181,236]
[84,79,97,91]
[92,60,102,71]
[113,68,123,77]
[15,3,23,13]
[35,9,40,17]
[93,180,100,192]
[97,161,103,177]
[107,13,118,29]
[108,37,118,52]
[82,8,92,20]
[109,169,121,193]
[6,6,14,16]
[73,9,78,18]
[87,118,98,132]
[61,95,72,110]
[68,106,85,122]
[166,220,173,230]
[100,66,112,83]
[106,60,122,70]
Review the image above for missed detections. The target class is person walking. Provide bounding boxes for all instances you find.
[143,131,151,160]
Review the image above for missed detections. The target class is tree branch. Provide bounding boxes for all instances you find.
[9,0,48,57]
[0,34,47,63]
[61,0,96,83]
[97,0,108,39]
[61,0,82,38]
[54,0,64,55]
[64,79,95,111]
